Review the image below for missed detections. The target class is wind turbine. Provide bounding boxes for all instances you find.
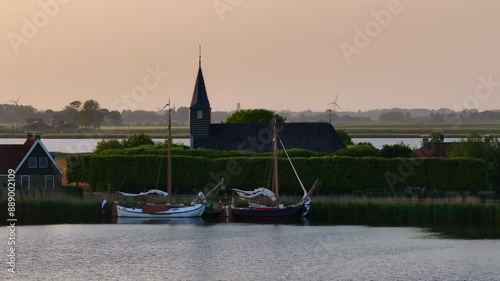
[326,93,342,125]
[327,93,342,113]
[9,95,22,106]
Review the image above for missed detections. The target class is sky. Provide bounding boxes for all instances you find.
[1,0,500,113]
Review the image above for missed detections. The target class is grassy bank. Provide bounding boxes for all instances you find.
[2,122,500,139]
[0,126,190,139]
[2,194,499,226]
[334,121,500,138]
[0,191,103,225]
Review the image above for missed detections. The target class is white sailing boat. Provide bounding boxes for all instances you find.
[116,102,222,218]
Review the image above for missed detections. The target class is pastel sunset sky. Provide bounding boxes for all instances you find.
[1,0,500,112]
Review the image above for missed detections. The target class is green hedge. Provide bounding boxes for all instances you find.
[98,145,380,158]
[67,155,490,194]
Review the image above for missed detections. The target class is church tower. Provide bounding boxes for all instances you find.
[189,46,211,148]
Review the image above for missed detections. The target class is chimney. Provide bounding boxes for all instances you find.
[421,135,429,145]
[482,135,491,145]
[24,131,36,146]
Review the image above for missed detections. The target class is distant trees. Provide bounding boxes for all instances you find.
[176,106,189,124]
[0,104,36,124]
[226,109,286,123]
[121,110,165,125]
[447,134,496,160]
[122,133,154,148]
[447,134,500,190]
[94,134,155,154]
[60,102,80,124]
[80,100,103,128]
[51,100,121,128]
[5,100,500,128]
[94,139,122,154]
[337,129,353,145]
[430,132,444,143]
[69,101,82,110]
[379,111,408,122]
[380,142,413,158]
[104,110,123,126]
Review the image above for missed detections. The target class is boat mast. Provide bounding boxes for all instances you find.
[167,98,172,195]
[272,117,279,202]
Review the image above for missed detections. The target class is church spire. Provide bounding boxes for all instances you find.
[190,46,211,110]
[199,45,201,68]
[189,46,211,148]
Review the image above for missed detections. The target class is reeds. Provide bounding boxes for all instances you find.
[308,197,500,226]
[0,190,103,225]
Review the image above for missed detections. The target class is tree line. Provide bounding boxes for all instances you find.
[0,101,196,128]
[3,100,500,128]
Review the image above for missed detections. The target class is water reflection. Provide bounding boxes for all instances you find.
[110,217,500,239]
[227,217,311,226]
[114,216,311,226]
[428,224,500,239]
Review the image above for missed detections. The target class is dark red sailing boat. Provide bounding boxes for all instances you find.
[230,118,320,219]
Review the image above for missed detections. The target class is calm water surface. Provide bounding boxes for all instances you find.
[2,221,499,281]
[0,138,189,153]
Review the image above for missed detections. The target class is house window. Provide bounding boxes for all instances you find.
[28,157,37,168]
[45,175,55,190]
[39,157,48,168]
[21,175,30,190]
[197,111,203,119]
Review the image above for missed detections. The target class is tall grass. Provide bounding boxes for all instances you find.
[0,190,103,225]
[2,191,499,226]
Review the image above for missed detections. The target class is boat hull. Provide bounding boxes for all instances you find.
[116,203,205,218]
[231,202,310,219]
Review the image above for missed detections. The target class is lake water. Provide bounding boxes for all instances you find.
[0,138,190,153]
[0,138,461,153]
[2,222,499,280]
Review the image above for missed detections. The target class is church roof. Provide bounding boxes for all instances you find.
[197,122,346,153]
[0,144,30,174]
[190,66,211,110]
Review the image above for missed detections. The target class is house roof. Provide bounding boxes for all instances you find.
[198,122,346,153]
[190,66,211,110]
[415,142,454,158]
[0,144,31,174]
[16,139,63,174]
[0,139,63,175]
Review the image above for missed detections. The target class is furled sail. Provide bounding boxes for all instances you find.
[117,189,168,197]
[233,187,277,201]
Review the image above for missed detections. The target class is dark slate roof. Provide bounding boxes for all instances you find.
[416,142,454,158]
[0,137,63,175]
[0,143,31,174]
[190,67,211,109]
[199,122,346,153]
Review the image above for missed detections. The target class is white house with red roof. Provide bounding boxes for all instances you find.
[0,133,63,190]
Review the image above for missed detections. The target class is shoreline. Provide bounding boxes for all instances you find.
[1,196,499,232]
[0,133,496,139]
[2,121,500,139]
